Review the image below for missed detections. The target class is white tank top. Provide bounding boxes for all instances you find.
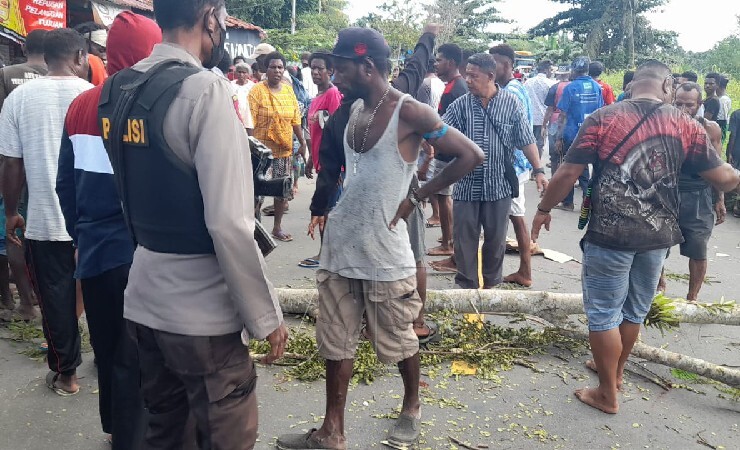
[320,94,417,281]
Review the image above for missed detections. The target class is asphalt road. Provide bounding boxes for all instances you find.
[1,164,739,449]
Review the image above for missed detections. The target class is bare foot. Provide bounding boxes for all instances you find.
[430,257,456,273]
[574,387,618,414]
[503,272,532,287]
[585,360,623,390]
[426,245,453,256]
[16,304,39,321]
[309,428,347,449]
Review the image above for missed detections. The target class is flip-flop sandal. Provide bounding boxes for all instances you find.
[38,342,48,353]
[416,320,441,345]
[272,233,293,242]
[46,371,79,397]
[276,428,338,449]
[298,258,320,268]
[387,414,421,447]
[425,221,441,228]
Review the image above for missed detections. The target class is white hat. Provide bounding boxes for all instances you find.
[252,43,276,58]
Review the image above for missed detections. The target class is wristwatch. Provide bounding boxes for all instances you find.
[532,167,546,176]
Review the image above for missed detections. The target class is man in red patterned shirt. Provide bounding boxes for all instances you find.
[532,60,740,415]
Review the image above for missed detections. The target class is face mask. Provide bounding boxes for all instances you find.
[203,12,226,69]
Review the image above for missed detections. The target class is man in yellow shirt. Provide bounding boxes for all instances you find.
[249,51,307,242]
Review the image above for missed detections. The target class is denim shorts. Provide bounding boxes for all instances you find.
[581,240,669,332]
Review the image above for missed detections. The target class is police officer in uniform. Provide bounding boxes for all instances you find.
[98,1,288,448]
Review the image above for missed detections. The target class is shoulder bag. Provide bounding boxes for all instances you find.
[578,102,663,229]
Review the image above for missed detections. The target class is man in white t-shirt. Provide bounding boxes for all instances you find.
[300,51,318,98]
[525,60,557,159]
[0,29,93,396]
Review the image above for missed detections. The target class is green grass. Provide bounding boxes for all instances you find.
[601,71,740,111]
[671,368,700,381]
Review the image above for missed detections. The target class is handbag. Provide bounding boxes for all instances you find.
[578,102,663,229]
[481,104,520,198]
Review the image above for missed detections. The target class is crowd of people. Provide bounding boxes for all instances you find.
[0,0,739,449]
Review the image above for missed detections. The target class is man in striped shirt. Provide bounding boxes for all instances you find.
[442,53,547,289]
[490,44,544,287]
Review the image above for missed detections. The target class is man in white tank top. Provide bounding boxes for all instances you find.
[277,28,484,450]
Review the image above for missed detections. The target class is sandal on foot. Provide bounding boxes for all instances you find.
[554,203,575,212]
[416,320,441,345]
[272,232,293,242]
[298,258,320,268]
[387,414,421,447]
[425,220,440,228]
[276,428,345,450]
[46,371,79,397]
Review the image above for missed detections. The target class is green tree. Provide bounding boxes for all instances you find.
[226,0,333,30]
[355,0,423,61]
[529,0,669,69]
[425,0,505,51]
[226,0,287,29]
[234,0,348,59]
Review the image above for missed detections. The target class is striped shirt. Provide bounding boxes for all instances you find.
[443,88,536,202]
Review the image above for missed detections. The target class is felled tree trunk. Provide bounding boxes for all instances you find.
[276,288,740,326]
[560,329,740,387]
[276,288,740,387]
[631,341,739,387]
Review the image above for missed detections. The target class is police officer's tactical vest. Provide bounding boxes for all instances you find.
[99,60,216,254]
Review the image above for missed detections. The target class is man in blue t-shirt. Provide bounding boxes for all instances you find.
[555,56,603,210]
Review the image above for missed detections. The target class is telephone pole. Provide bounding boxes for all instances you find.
[291,0,296,34]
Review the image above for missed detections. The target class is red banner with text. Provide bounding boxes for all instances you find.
[0,0,67,43]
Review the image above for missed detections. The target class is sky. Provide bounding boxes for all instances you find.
[343,0,740,52]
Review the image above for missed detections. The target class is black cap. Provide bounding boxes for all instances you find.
[330,27,391,61]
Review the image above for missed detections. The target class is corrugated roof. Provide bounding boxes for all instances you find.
[103,0,266,37]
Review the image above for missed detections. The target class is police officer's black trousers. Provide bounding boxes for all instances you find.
[81,264,146,449]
